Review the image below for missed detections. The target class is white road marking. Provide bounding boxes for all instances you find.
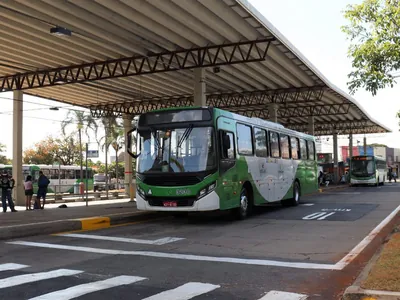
[258,290,307,299]
[58,233,184,245]
[8,241,339,270]
[142,282,220,300]
[29,275,147,300]
[0,269,82,289]
[335,203,400,269]
[10,203,400,272]
[300,203,314,206]
[0,263,28,272]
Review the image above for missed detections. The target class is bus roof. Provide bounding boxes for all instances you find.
[139,106,315,140]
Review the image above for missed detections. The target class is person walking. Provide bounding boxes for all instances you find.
[24,175,33,210]
[36,171,50,210]
[0,170,17,213]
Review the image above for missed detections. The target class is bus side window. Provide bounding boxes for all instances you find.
[220,131,235,159]
[299,139,308,160]
[307,140,315,160]
[236,123,253,156]
[290,137,300,160]
[269,131,280,158]
[254,127,268,157]
[280,134,290,159]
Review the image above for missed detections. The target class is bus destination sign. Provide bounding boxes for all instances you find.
[353,156,373,161]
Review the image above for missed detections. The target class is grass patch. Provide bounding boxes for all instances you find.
[362,228,400,291]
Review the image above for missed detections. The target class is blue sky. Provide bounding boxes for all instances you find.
[0,0,399,159]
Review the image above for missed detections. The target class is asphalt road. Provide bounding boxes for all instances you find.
[0,182,399,300]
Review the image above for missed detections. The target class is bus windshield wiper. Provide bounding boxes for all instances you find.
[150,127,161,150]
[178,124,194,148]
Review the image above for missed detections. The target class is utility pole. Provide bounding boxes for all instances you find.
[85,143,89,207]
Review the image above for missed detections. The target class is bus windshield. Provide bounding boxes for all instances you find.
[351,159,375,177]
[138,127,216,173]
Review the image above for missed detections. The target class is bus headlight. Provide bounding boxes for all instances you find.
[137,186,145,197]
[198,182,216,199]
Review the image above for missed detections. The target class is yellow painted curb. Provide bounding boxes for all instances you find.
[80,217,111,230]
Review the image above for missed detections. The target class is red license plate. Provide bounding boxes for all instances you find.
[163,201,177,207]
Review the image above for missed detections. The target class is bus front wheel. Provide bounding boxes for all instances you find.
[235,187,251,220]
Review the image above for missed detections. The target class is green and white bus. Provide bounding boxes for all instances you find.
[0,164,94,193]
[128,107,318,219]
[349,155,387,186]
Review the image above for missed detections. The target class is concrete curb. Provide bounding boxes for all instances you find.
[0,211,158,241]
[343,286,400,299]
[342,225,400,300]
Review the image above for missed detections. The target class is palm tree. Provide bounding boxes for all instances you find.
[98,117,123,191]
[61,110,99,182]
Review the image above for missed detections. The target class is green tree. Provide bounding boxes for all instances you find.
[53,135,85,165]
[23,138,56,165]
[61,110,98,181]
[23,135,83,165]
[342,0,400,96]
[0,143,11,164]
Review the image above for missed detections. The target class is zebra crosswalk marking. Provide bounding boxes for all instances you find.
[0,262,309,299]
[0,269,83,289]
[0,263,28,272]
[28,275,147,300]
[142,282,221,300]
[258,290,308,300]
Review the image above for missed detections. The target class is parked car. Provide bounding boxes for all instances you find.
[93,174,115,192]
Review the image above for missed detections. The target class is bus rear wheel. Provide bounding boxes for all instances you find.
[282,181,300,207]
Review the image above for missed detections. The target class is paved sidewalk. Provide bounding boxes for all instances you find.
[0,199,157,241]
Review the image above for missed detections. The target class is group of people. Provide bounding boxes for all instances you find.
[0,170,50,212]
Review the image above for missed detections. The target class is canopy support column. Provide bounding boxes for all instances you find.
[364,136,367,154]
[123,115,134,201]
[12,90,24,206]
[267,103,278,123]
[194,68,206,106]
[349,133,353,160]
[333,131,339,183]
[308,116,315,136]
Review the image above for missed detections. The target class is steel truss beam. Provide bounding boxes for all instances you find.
[234,103,351,119]
[286,120,387,135]
[89,86,327,117]
[207,86,325,107]
[312,126,385,136]
[0,38,275,91]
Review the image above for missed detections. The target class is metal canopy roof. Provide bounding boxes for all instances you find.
[0,0,390,136]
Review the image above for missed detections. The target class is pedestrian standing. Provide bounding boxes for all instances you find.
[24,175,33,210]
[36,171,50,210]
[0,170,17,213]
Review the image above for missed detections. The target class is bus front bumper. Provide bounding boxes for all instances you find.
[136,191,220,212]
[350,178,376,185]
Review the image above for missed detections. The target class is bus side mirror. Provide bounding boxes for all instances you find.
[126,129,140,159]
[223,135,231,150]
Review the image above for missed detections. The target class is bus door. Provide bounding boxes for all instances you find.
[278,134,293,199]
[268,131,281,202]
[217,117,238,209]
